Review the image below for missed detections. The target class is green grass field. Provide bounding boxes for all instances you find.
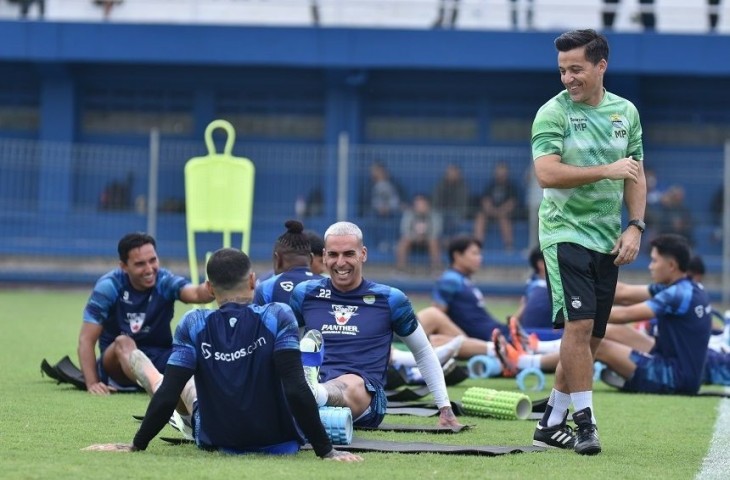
[0,289,722,479]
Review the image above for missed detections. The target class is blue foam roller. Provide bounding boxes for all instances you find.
[593,361,606,381]
[467,355,502,378]
[318,406,353,445]
[516,367,545,392]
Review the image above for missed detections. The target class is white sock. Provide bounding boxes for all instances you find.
[434,335,465,364]
[547,389,572,427]
[517,354,542,370]
[486,342,495,356]
[536,339,561,354]
[313,383,328,407]
[570,391,595,423]
[391,348,416,368]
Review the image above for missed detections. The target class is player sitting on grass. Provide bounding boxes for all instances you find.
[83,248,362,461]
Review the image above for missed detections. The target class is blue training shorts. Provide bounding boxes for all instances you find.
[623,350,682,394]
[352,378,387,428]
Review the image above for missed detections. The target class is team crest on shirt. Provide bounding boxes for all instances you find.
[229,317,238,328]
[570,297,582,310]
[363,295,375,305]
[610,113,623,128]
[279,281,294,292]
[128,313,146,333]
[330,304,359,325]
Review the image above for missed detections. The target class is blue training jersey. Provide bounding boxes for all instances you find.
[169,301,303,451]
[82,268,189,352]
[253,267,323,305]
[432,268,507,340]
[289,277,419,389]
[647,277,712,393]
[520,274,552,330]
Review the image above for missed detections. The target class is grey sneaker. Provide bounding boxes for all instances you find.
[533,416,576,449]
[168,411,194,441]
[572,407,601,455]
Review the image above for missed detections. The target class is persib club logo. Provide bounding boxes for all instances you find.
[570,296,582,310]
[127,313,146,333]
[610,113,624,128]
[330,305,358,325]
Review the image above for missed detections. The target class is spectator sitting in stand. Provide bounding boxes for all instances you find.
[395,194,443,272]
[360,161,404,253]
[473,162,520,251]
[432,164,471,240]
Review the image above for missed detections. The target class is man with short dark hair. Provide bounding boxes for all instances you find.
[78,232,213,395]
[531,28,646,455]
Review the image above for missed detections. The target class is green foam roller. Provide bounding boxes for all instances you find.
[461,387,532,420]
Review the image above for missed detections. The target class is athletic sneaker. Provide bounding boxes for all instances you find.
[300,329,324,399]
[572,407,601,455]
[600,367,626,389]
[533,416,575,449]
[168,411,194,441]
[491,328,519,377]
[508,316,539,354]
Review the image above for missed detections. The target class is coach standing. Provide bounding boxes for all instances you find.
[529,29,646,455]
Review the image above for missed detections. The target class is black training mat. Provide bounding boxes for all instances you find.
[161,436,544,456]
[41,355,87,390]
[444,364,469,386]
[386,407,439,417]
[161,437,195,445]
[40,358,63,382]
[385,386,432,402]
[303,438,545,456]
[387,400,466,416]
[530,397,549,413]
[696,391,730,398]
[54,355,87,390]
[356,423,471,433]
[387,398,545,420]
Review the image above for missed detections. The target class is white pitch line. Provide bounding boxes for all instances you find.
[696,396,730,479]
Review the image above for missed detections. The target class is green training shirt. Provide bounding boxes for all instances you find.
[531,89,644,253]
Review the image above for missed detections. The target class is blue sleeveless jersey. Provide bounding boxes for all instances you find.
[253,267,323,305]
[647,277,712,393]
[82,268,189,352]
[289,277,419,389]
[169,301,303,451]
[432,268,507,340]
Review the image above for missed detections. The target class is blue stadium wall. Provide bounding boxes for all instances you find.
[1,21,729,275]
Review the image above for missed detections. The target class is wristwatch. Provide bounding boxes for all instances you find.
[628,219,646,233]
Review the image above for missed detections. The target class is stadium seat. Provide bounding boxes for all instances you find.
[184,119,255,285]
[318,0,438,29]
[716,2,730,33]
[532,0,602,31]
[456,0,512,31]
[655,0,708,34]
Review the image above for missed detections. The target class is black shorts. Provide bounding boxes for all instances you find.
[543,243,618,338]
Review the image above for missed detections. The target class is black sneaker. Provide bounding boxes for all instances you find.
[533,417,575,449]
[572,407,601,455]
